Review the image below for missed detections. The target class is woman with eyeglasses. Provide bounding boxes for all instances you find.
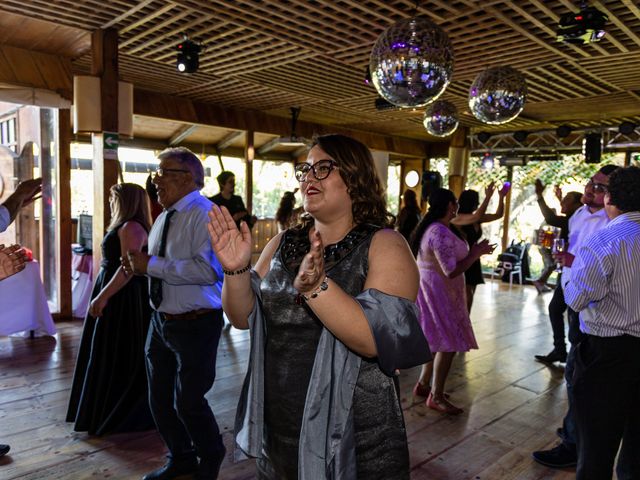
[410,188,495,415]
[207,134,429,479]
[67,183,155,435]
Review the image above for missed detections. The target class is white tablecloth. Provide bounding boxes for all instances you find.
[71,249,93,318]
[0,260,56,337]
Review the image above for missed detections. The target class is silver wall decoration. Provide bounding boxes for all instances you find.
[469,66,527,125]
[369,16,454,108]
[423,100,459,137]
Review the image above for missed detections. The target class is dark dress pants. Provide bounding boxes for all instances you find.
[560,308,586,452]
[145,309,225,461]
[548,278,567,352]
[573,334,640,480]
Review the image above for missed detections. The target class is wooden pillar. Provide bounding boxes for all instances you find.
[57,109,72,318]
[91,28,120,273]
[448,126,469,197]
[245,130,254,214]
[501,166,514,252]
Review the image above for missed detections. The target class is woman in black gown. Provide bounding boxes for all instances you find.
[452,183,508,312]
[208,134,430,479]
[67,183,154,435]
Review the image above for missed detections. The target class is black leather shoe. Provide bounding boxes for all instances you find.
[0,444,10,457]
[195,447,226,480]
[532,443,577,468]
[534,349,567,363]
[142,458,199,480]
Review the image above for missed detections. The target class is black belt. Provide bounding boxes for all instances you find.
[159,308,218,321]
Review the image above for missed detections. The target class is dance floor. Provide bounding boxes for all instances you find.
[0,280,588,479]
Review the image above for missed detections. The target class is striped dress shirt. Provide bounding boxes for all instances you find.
[564,211,640,337]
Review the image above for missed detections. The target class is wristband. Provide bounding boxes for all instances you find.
[223,264,251,276]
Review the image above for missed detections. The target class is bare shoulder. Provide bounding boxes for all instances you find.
[119,221,148,240]
[366,228,418,300]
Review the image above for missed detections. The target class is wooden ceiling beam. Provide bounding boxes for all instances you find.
[215,130,244,151]
[101,0,155,29]
[134,89,430,157]
[169,124,198,145]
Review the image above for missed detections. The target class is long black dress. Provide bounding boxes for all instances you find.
[256,224,410,480]
[460,223,485,286]
[66,223,154,435]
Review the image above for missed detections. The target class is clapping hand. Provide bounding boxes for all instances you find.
[207,204,252,272]
[471,239,496,257]
[0,244,27,281]
[293,228,326,295]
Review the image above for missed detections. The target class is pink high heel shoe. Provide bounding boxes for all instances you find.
[426,392,463,415]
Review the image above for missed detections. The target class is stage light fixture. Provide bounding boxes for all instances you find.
[481,152,495,169]
[557,4,608,45]
[477,131,491,143]
[619,121,636,136]
[513,130,529,143]
[556,125,572,138]
[176,37,201,73]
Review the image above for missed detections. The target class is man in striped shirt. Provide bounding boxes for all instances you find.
[564,166,640,479]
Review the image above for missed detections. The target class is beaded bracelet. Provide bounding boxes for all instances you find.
[223,264,251,276]
[298,276,329,302]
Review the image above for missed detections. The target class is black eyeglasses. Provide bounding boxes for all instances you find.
[155,168,190,177]
[294,160,337,182]
[586,180,608,193]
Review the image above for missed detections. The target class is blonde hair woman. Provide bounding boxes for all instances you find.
[67,183,155,435]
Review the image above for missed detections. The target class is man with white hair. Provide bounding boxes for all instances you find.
[124,147,225,480]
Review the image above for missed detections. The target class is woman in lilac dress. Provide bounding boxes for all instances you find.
[410,188,495,414]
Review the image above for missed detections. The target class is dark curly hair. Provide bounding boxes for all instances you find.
[607,166,640,213]
[409,188,457,257]
[309,134,395,228]
[458,189,480,214]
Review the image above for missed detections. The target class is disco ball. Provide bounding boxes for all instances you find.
[423,100,459,137]
[468,66,527,125]
[369,16,454,108]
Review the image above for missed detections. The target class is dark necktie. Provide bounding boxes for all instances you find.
[150,209,176,310]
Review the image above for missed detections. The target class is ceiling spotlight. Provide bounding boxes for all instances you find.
[364,65,372,86]
[481,152,495,169]
[513,130,529,143]
[176,37,201,73]
[556,125,573,138]
[477,131,492,143]
[619,121,636,136]
[557,4,608,45]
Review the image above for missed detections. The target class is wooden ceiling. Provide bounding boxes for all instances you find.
[1,0,640,148]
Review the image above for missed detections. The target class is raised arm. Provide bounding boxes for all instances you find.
[480,184,508,223]
[207,204,261,329]
[451,182,495,226]
[89,222,147,317]
[294,229,418,358]
[1,178,42,225]
[535,179,564,227]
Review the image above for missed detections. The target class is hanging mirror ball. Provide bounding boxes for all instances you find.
[369,16,454,108]
[468,66,527,125]
[423,100,459,137]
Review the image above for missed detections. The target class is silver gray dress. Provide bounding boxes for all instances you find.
[234,224,431,480]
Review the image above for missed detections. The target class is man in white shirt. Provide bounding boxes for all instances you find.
[123,148,225,480]
[532,164,618,469]
[564,166,640,479]
[0,178,42,233]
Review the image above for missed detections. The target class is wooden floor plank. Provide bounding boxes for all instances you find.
[1,281,594,479]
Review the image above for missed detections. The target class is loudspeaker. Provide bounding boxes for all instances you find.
[421,170,442,201]
[584,133,602,164]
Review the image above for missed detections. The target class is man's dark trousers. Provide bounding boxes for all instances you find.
[573,334,640,480]
[559,308,586,453]
[145,309,225,462]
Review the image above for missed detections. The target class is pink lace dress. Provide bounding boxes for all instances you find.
[416,222,478,352]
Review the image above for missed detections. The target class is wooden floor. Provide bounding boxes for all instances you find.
[0,280,584,479]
